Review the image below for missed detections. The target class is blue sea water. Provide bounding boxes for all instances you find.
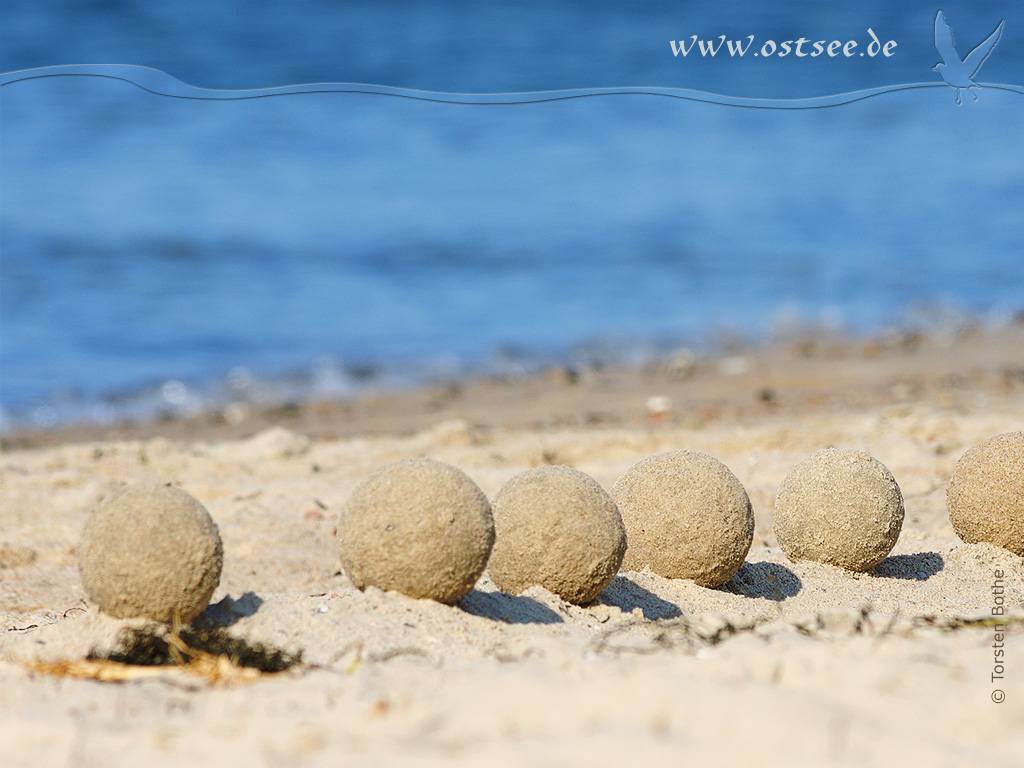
[2,1,1023,429]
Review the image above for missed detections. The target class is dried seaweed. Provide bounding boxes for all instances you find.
[27,624,301,685]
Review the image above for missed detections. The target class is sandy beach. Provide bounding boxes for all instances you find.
[2,324,1023,766]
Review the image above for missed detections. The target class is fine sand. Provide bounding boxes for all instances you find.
[2,325,1023,767]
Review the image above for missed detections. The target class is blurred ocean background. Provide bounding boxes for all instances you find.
[2,1,1023,430]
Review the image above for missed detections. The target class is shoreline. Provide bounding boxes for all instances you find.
[5,322,1024,452]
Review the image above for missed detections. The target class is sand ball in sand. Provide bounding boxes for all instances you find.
[338,458,494,604]
[774,448,904,571]
[78,483,224,624]
[612,450,754,587]
[947,432,1024,556]
[487,465,626,605]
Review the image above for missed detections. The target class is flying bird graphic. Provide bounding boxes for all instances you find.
[932,10,1004,104]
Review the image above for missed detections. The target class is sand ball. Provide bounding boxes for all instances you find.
[774,448,904,571]
[611,450,754,587]
[487,465,627,605]
[78,483,224,624]
[338,458,494,604]
[947,432,1024,556]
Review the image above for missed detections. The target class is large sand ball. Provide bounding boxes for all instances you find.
[774,448,904,571]
[947,432,1024,556]
[78,483,224,624]
[338,458,494,604]
[488,465,627,605]
[612,450,754,587]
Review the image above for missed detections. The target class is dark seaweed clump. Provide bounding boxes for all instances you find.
[90,626,301,673]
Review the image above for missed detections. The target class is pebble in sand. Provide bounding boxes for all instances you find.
[611,450,754,587]
[78,483,224,624]
[487,465,627,605]
[337,458,494,604]
[947,431,1024,557]
[774,448,904,571]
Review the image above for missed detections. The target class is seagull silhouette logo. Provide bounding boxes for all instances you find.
[932,10,1004,104]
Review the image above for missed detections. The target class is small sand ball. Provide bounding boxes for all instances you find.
[611,450,754,587]
[774,448,904,571]
[338,458,494,604]
[78,483,223,624]
[947,432,1024,557]
[487,466,627,605]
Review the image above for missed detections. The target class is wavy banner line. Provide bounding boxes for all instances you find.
[2,64,1022,109]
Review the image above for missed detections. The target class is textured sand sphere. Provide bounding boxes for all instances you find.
[612,451,754,587]
[487,466,627,605]
[338,458,494,604]
[774,448,904,571]
[78,483,223,624]
[947,432,1024,556]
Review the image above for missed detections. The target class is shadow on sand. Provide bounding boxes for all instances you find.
[202,591,265,627]
[459,589,564,624]
[872,551,945,580]
[598,576,683,620]
[721,561,802,601]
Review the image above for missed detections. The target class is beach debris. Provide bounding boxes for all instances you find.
[774,448,904,572]
[645,395,673,420]
[78,483,224,624]
[545,365,580,386]
[243,426,310,459]
[415,418,482,447]
[26,624,300,686]
[717,355,750,377]
[337,458,494,604]
[592,611,759,655]
[611,450,755,587]
[222,402,249,424]
[947,431,1024,556]
[487,465,627,606]
[665,347,697,380]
